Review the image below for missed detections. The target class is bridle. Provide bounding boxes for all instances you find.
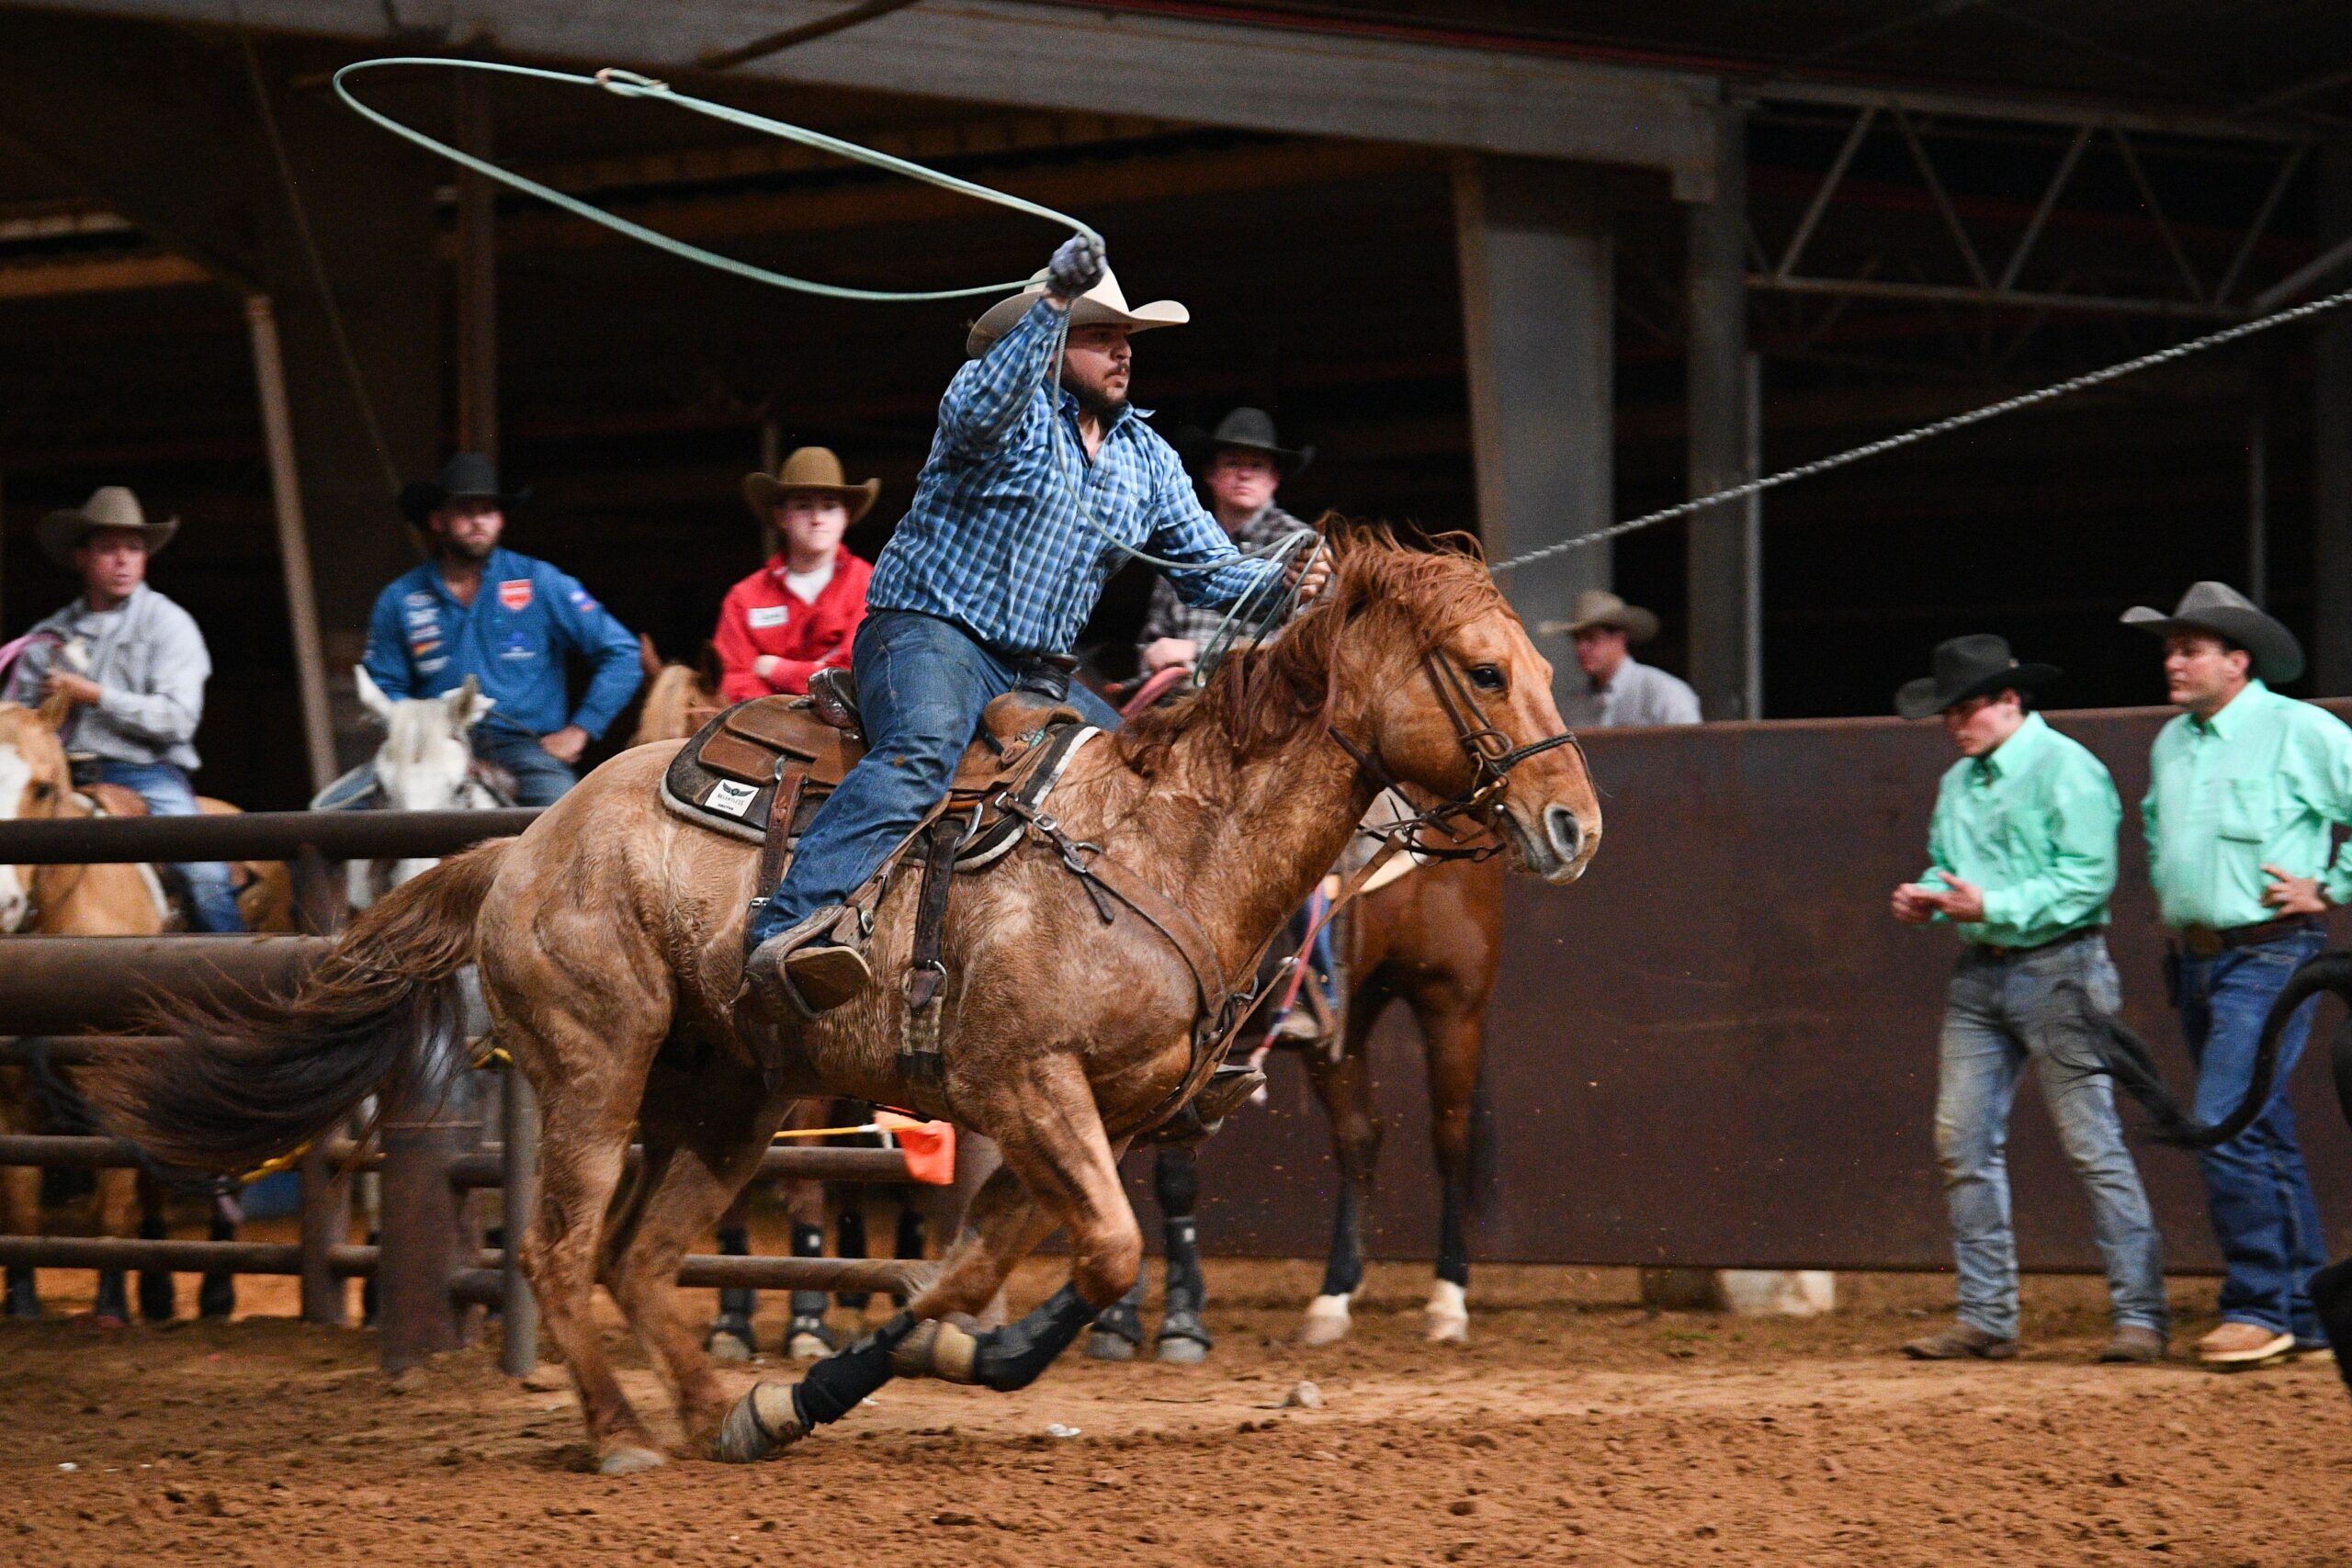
[1327,649,1588,862]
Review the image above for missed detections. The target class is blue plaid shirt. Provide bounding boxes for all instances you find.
[866,299,1278,656]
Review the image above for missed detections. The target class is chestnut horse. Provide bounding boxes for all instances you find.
[98,532,1600,1473]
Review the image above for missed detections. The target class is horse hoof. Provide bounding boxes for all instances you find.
[1425,1280,1469,1343]
[1296,1293,1351,1348]
[597,1444,668,1477]
[715,1382,804,1463]
[786,1330,832,1362]
[1083,1329,1137,1362]
[707,1334,753,1364]
[1155,1335,1209,1365]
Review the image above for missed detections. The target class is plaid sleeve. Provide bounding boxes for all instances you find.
[1141,439,1281,608]
[937,299,1061,454]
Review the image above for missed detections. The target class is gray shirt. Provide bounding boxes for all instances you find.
[5,584,212,769]
[1560,655,1702,729]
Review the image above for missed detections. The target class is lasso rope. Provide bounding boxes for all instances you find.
[1485,279,2352,576]
[334,55,1308,631]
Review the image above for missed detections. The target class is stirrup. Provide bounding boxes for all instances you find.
[742,905,872,1020]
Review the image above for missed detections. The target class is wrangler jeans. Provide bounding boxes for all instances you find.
[1935,935,2166,1340]
[747,610,1122,947]
[90,760,245,933]
[2177,928,2331,1341]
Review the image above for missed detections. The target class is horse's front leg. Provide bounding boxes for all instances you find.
[718,1054,1136,1461]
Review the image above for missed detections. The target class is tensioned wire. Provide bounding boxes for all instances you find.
[1484,279,2352,576]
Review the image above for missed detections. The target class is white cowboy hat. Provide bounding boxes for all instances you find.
[965,265,1189,357]
[39,486,178,569]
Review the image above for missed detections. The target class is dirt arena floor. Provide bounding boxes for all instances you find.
[5,1213,2350,1567]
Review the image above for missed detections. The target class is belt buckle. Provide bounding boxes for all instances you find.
[2183,927,2223,959]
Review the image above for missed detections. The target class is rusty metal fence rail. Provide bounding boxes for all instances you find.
[0,811,924,1375]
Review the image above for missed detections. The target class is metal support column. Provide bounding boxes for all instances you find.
[2319,139,2352,693]
[1453,154,1613,709]
[498,1069,539,1376]
[1687,103,1758,720]
[376,1010,480,1371]
[246,293,338,794]
[454,67,498,458]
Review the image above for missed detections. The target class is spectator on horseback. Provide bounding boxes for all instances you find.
[363,453,641,808]
[1888,635,2165,1366]
[2125,582,2347,1369]
[712,446,877,702]
[1545,590,1701,728]
[4,486,244,932]
[1136,407,1315,675]
[741,235,1329,1020]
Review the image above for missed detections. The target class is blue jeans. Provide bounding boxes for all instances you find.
[2177,928,2331,1340]
[748,610,1121,945]
[471,725,578,809]
[92,761,245,933]
[1935,935,2166,1339]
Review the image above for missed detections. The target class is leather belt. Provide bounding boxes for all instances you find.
[2174,914,2322,959]
[1966,926,2102,964]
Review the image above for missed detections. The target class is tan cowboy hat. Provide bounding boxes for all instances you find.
[40,486,177,569]
[965,265,1190,357]
[1538,589,1660,645]
[741,446,880,526]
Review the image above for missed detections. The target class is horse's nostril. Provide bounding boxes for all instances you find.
[1544,805,1583,862]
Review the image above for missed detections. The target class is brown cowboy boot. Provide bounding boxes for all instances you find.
[743,905,872,1019]
[1901,1322,2018,1360]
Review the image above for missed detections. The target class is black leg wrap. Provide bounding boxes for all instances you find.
[199,1201,236,1319]
[718,1224,757,1319]
[1163,1216,1206,1317]
[6,1264,40,1318]
[95,1269,130,1323]
[137,1213,175,1324]
[973,1283,1095,1393]
[1091,1278,1146,1343]
[789,1310,917,1429]
[1154,1146,1200,1217]
[834,1211,869,1309]
[1435,1179,1471,1290]
[2312,1258,2352,1400]
[790,1221,831,1320]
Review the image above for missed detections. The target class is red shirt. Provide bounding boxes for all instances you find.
[712,546,873,702]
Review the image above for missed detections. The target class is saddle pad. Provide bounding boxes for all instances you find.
[659,694,1100,857]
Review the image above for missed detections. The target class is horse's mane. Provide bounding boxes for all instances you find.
[1115,518,1516,777]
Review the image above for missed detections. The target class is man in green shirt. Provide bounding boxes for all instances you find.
[2127,581,2345,1368]
[1890,635,2165,1363]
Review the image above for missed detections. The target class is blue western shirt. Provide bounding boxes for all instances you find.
[865,299,1281,656]
[362,548,642,739]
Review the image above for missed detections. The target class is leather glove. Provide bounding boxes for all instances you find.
[1045,232,1106,301]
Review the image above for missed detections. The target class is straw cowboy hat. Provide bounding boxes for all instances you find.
[966,265,1189,357]
[399,452,530,526]
[1538,589,1660,645]
[741,446,880,526]
[1894,634,2061,720]
[40,486,177,569]
[2120,580,2303,684]
[1185,406,1315,476]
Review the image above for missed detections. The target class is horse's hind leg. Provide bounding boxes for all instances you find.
[603,1066,792,1459]
[135,1172,175,1323]
[1301,988,1390,1347]
[707,1187,758,1362]
[2,1159,40,1318]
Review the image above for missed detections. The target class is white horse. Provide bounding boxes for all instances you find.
[335,668,503,904]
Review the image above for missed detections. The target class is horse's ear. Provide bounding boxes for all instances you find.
[32,688,74,732]
[446,674,494,732]
[637,633,662,682]
[354,665,397,724]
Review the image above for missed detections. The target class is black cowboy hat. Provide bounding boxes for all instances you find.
[1183,406,1314,475]
[399,452,532,526]
[2120,580,2303,685]
[1894,634,2061,720]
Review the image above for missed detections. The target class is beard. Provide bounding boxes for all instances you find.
[438,532,495,564]
[1060,366,1128,422]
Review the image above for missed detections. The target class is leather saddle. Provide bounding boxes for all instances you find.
[659,674,1101,872]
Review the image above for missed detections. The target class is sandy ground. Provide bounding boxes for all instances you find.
[3,1217,2349,1568]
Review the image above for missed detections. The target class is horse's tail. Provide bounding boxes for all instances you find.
[90,839,513,1173]
[2070,949,2352,1149]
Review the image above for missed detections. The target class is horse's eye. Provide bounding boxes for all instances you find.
[1468,664,1506,693]
[27,780,53,801]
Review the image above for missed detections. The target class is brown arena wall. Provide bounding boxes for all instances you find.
[1163,701,2352,1270]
